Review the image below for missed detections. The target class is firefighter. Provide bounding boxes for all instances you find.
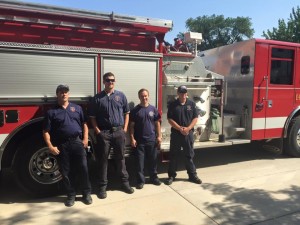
[129,88,162,189]
[43,84,92,207]
[173,38,189,52]
[165,85,202,185]
[89,72,134,199]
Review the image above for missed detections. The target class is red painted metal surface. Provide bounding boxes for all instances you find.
[0,106,43,134]
[0,2,171,52]
[0,1,171,141]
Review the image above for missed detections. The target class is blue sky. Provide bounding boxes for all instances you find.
[17,0,300,43]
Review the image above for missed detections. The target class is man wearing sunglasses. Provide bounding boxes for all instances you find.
[90,72,134,199]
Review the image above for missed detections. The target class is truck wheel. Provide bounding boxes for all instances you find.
[284,116,300,157]
[13,135,62,196]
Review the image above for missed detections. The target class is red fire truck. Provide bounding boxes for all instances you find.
[0,0,172,195]
[0,0,299,196]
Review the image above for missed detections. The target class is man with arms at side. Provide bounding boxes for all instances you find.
[43,84,92,207]
[130,88,162,189]
[166,85,202,185]
[90,72,134,199]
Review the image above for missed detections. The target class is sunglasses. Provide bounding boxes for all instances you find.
[105,78,115,83]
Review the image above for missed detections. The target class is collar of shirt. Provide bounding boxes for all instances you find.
[105,89,114,96]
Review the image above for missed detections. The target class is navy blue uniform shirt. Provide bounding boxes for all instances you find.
[130,104,161,144]
[89,90,129,128]
[167,98,198,133]
[43,102,86,143]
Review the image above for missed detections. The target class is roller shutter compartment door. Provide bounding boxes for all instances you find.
[102,56,159,109]
[0,51,96,99]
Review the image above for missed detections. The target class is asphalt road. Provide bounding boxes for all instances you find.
[1,144,300,225]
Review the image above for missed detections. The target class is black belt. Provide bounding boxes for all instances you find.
[101,126,123,132]
[68,136,80,141]
[60,136,80,143]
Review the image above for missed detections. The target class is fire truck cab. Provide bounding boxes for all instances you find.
[200,39,300,157]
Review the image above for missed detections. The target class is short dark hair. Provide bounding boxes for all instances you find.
[103,72,115,81]
[138,88,149,97]
[56,84,69,93]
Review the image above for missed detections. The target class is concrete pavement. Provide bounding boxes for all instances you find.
[1,145,300,225]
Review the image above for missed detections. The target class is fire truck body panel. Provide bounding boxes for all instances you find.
[198,40,254,143]
[0,45,162,195]
[101,55,160,108]
[160,50,251,152]
[0,44,98,173]
[0,0,170,195]
[0,47,97,100]
[253,41,294,140]
[0,41,162,165]
[0,0,172,52]
[201,39,300,145]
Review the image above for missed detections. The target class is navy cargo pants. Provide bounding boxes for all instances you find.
[168,131,197,178]
[57,138,91,197]
[95,129,130,190]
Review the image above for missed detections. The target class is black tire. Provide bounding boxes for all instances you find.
[12,134,62,197]
[284,116,300,157]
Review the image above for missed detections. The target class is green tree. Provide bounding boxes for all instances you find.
[184,15,254,51]
[263,6,300,42]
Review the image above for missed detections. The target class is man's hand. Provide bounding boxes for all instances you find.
[82,138,88,148]
[49,146,60,155]
[156,136,162,150]
[94,128,101,135]
[130,139,137,148]
[180,127,190,136]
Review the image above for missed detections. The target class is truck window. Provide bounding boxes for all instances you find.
[270,48,294,85]
[241,56,250,74]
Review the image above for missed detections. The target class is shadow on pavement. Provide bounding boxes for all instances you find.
[0,144,299,225]
[157,143,284,174]
[200,183,300,225]
[0,144,284,204]
[0,202,111,225]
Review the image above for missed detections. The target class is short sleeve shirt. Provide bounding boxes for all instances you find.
[167,98,198,133]
[130,104,161,143]
[89,90,129,128]
[43,102,86,143]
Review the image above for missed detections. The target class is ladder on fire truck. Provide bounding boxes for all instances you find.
[0,0,172,31]
[0,0,172,53]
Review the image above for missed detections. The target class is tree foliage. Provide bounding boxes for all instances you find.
[184,15,254,51]
[263,6,300,42]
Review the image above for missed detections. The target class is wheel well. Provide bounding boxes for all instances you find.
[1,121,43,169]
[2,122,97,169]
[292,111,300,120]
[284,109,300,138]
